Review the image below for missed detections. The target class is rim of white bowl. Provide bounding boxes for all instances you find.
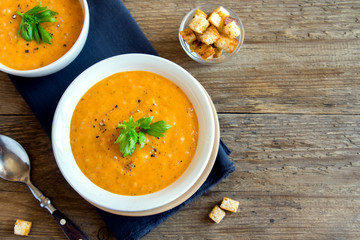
[0,0,90,77]
[51,53,215,212]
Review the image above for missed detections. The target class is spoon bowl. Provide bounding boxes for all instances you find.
[0,135,30,183]
[0,134,88,240]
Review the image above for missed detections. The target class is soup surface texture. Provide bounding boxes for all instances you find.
[70,71,199,196]
[0,0,84,70]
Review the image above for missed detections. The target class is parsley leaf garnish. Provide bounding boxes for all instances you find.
[16,1,58,44]
[115,116,171,157]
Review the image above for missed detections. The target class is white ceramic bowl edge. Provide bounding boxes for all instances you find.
[52,54,215,213]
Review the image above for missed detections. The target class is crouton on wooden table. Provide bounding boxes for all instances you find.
[14,219,32,236]
[209,205,226,223]
[220,197,240,213]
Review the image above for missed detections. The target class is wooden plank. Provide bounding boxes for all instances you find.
[0,72,31,115]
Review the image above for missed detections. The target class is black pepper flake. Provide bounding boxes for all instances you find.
[96,135,99,138]
[150,109,153,112]
[25,50,29,53]
[151,154,155,157]
[115,105,118,108]
[93,125,95,128]
[63,44,67,47]
[26,43,29,46]
[270,219,275,223]
[94,119,97,121]
[154,148,157,152]
[34,47,39,51]
[10,21,12,24]
[138,99,141,103]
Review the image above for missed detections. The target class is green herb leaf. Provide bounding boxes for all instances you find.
[33,24,41,44]
[138,131,146,149]
[38,25,52,44]
[16,1,57,44]
[145,121,172,138]
[37,16,57,23]
[136,116,153,129]
[35,9,58,19]
[21,22,33,41]
[26,1,47,15]
[115,116,171,157]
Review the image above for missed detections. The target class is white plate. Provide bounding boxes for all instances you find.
[52,54,215,213]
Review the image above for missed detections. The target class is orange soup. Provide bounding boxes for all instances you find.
[70,71,199,196]
[0,0,84,70]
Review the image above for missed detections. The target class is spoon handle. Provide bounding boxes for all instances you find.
[52,209,89,240]
[26,182,89,240]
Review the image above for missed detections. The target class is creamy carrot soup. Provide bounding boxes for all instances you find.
[0,0,83,70]
[70,71,199,196]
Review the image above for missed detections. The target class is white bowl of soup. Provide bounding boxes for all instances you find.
[52,54,215,213]
[0,0,89,77]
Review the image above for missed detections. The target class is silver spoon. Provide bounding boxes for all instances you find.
[0,134,89,240]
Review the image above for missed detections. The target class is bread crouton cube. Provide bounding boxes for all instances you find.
[14,219,32,236]
[194,32,202,41]
[214,35,238,53]
[209,205,226,223]
[180,28,197,44]
[207,12,222,28]
[194,9,207,18]
[214,47,223,58]
[199,25,220,45]
[195,43,215,60]
[223,18,241,39]
[213,6,230,18]
[188,40,200,52]
[220,197,239,213]
[189,15,210,34]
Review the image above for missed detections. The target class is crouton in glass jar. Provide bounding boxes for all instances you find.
[179,4,244,64]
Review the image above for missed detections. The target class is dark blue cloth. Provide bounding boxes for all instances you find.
[9,1,235,239]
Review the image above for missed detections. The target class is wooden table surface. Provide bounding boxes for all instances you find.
[1,0,360,239]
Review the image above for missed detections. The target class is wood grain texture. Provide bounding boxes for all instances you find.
[1,0,360,239]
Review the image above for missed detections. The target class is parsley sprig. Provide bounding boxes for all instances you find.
[16,1,58,44]
[115,116,171,157]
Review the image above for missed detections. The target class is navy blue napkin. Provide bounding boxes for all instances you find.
[9,0,235,239]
